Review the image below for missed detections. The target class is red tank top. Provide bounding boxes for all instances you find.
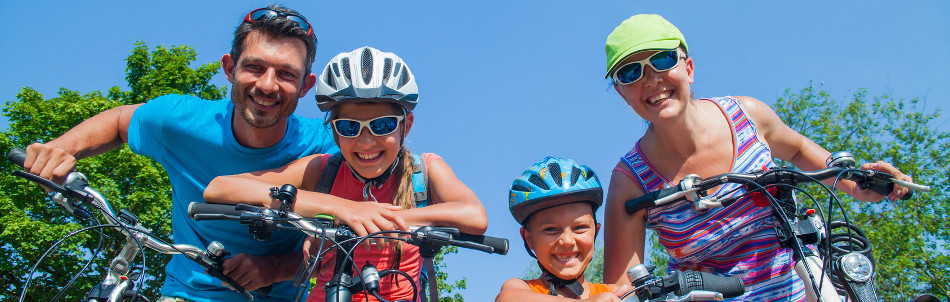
[307,153,440,302]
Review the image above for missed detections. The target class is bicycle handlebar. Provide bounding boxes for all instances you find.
[621,264,745,302]
[187,202,510,256]
[8,148,255,301]
[625,165,931,215]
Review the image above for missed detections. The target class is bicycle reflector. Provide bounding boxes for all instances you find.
[837,252,874,282]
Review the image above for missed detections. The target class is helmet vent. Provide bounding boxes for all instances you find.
[586,168,595,180]
[341,58,351,81]
[324,65,337,89]
[361,48,373,85]
[570,167,581,186]
[511,184,530,192]
[528,174,549,190]
[548,163,562,187]
[398,66,410,88]
[382,58,393,82]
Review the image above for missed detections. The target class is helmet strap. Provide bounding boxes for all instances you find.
[346,154,400,202]
[540,265,585,298]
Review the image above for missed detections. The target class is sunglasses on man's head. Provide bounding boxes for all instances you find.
[612,49,685,85]
[331,116,404,137]
[244,8,313,37]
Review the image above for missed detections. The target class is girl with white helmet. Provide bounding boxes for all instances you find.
[205,46,488,301]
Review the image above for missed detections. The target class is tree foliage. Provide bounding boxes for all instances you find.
[773,83,949,300]
[0,42,225,301]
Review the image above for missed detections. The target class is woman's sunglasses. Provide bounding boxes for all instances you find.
[244,8,313,37]
[331,116,404,137]
[612,49,685,85]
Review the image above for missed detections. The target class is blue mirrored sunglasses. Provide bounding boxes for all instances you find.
[612,49,685,85]
[244,8,313,37]
[331,116,404,137]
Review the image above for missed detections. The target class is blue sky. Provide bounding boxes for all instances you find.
[1,1,948,300]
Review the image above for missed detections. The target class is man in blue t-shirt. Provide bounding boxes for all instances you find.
[22,5,337,301]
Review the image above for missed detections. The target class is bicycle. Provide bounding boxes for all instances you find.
[187,184,510,302]
[7,148,255,302]
[624,151,935,302]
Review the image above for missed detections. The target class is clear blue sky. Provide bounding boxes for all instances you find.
[2,1,948,300]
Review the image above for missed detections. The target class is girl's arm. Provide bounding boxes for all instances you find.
[203,154,407,237]
[396,156,488,235]
[737,96,911,201]
[603,164,648,285]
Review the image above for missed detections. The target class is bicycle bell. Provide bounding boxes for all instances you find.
[826,151,856,168]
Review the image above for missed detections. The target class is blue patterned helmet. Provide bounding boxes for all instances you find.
[509,157,603,225]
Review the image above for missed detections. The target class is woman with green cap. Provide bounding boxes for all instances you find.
[600,14,912,301]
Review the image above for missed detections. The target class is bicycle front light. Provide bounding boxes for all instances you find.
[838,252,873,282]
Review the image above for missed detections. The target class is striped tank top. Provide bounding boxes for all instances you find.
[617,97,806,301]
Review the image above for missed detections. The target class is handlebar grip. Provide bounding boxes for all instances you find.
[7,148,26,167]
[625,186,681,214]
[454,233,509,255]
[188,202,245,219]
[674,270,745,298]
[207,268,254,301]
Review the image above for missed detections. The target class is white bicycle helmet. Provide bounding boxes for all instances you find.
[315,46,419,112]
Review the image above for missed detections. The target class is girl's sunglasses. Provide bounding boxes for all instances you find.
[244,8,314,37]
[331,116,404,137]
[612,49,685,85]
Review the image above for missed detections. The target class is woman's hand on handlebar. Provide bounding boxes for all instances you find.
[24,143,77,186]
[854,161,913,202]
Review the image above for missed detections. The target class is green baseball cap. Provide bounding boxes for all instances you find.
[605,14,688,78]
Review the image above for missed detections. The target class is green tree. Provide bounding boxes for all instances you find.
[773,83,949,300]
[0,41,225,301]
[435,246,466,302]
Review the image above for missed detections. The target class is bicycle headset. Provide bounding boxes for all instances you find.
[508,157,603,297]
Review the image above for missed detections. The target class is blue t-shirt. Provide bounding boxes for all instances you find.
[127,95,338,301]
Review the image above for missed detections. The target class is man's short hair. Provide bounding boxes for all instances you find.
[230,4,317,77]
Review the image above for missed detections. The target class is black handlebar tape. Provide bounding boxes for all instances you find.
[188,202,245,219]
[454,233,509,255]
[8,148,26,166]
[674,270,745,298]
[625,186,680,214]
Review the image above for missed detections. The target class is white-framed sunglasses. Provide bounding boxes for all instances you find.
[331,115,404,137]
[612,49,686,85]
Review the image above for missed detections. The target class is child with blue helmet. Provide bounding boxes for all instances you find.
[497,157,630,301]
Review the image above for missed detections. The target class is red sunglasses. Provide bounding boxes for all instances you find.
[244,8,313,37]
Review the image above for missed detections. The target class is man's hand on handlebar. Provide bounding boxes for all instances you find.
[219,253,297,291]
[24,143,76,186]
[854,161,913,202]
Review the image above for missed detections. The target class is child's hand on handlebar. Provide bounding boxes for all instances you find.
[333,201,408,249]
[857,161,913,202]
[579,283,631,302]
